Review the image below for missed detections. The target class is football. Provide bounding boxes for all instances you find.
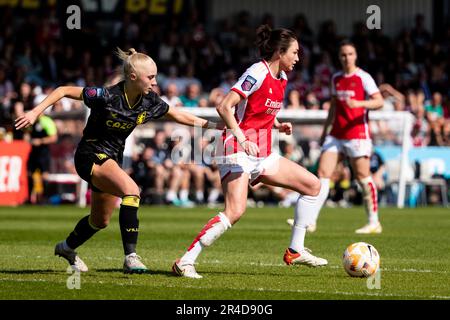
[343,242,380,277]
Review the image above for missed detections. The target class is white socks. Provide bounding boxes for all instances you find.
[310,178,330,224]
[359,176,379,224]
[289,179,329,253]
[181,212,232,264]
[289,193,318,252]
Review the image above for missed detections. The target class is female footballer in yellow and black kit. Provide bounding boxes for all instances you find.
[15,48,220,273]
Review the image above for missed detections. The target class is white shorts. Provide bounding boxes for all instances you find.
[217,152,281,186]
[322,135,372,158]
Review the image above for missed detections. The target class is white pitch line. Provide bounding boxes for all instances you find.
[204,260,449,274]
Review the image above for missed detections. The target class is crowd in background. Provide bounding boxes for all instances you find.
[0,8,449,206]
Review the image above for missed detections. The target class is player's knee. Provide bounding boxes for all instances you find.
[310,178,321,197]
[122,183,140,198]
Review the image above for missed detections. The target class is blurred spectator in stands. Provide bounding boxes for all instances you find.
[442,120,450,146]
[286,89,304,109]
[318,20,341,64]
[314,52,334,89]
[291,14,314,50]
[158,31,188,69]
[16,42,43,86]
[188,136,222,205]
[161,82,182,107]
[429,121,445,146]
[425,92,444,125]
[180,83,207,107]
[27,113,58,204]
[411,102,430,147]
[131,146,158,204]
[219,69,237,93]
[12,82,35,139]
[411,14,431,64]
[310,74,330,102]
[0,64,15,127]
[60,45,81,84]
[160,65,187,94]
[304,92,320,110]
[50,133,76,174]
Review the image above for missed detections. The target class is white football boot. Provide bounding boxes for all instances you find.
[123,253,148,274]
[172,259,203,279]
[355,222,382,234]
[283,248,328,267]
[54,241,88,272]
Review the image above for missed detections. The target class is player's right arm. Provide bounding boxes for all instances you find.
[216,90,260,156]
[15,86,83,130]
[319,97,336,146]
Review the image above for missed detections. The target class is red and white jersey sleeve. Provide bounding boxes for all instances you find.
[231,62,268,99]
[220,61,287,157]
[330,68,380,140]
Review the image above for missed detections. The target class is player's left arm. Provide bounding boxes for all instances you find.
[163,106,224,129]
[347,92,383,110]
[347,72,384,110]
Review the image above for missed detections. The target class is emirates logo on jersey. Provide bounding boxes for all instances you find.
[265,98,283,115]
[336,90,355,101]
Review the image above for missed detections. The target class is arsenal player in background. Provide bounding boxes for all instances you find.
[307,40,384,234]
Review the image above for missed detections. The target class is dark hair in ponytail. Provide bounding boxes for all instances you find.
[255,24,297,61]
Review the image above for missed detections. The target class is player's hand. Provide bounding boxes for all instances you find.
[15,110,38,130]
[240,140,260,156]
[278,122,292,135]
[346,98,361,109]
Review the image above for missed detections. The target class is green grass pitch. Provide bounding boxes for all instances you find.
[0,205,449,300]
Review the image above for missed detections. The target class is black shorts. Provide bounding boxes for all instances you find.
[28,150,50,173]
[74,147,117,193]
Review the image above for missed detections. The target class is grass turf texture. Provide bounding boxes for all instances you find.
[0,205,449,300]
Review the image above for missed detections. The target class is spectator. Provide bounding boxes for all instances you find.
[161,82,182,107]
[425,92,444,125]
[180,83,207,107]
[27,113,58,204]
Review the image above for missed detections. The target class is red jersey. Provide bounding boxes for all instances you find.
[330,68,379,140]
[222,60,287,157]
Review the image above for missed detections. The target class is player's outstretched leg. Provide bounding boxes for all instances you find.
[173,212,232,279]
[55,214,101,272]
[120,195,148,274]
[284,194,328,267]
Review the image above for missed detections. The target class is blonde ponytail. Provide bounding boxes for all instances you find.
[115,47,155,78]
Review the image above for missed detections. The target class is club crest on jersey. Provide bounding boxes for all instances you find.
[136,111,146,125]
[241,75,257,91]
